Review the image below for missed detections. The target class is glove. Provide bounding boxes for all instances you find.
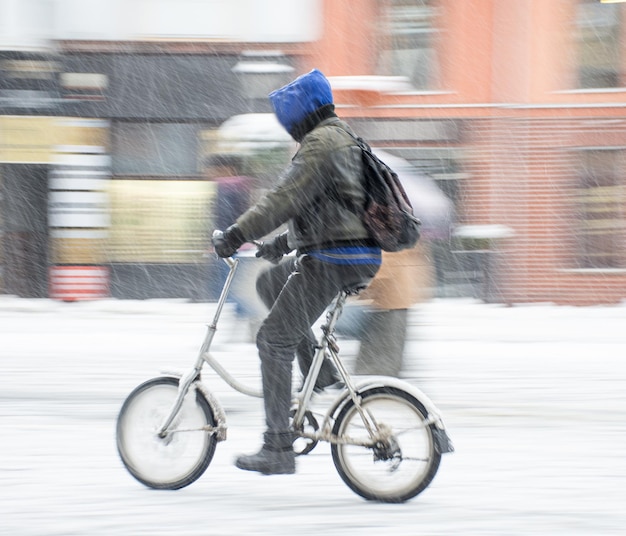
[212,225,245,258]
[255,232,291,264]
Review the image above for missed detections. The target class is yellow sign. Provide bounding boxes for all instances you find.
[107,179,216,263]
[0,116,54,163]
[0,116,109,163]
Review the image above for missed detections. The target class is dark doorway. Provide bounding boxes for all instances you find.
[1,164,49,297]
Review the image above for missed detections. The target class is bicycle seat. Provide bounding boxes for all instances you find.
[342,283,368,296]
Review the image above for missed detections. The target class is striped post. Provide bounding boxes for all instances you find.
[48,119,111,301]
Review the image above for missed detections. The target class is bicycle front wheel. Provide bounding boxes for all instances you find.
[331,386,441,503]
[116,376,218,490]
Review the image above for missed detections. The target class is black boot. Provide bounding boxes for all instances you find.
[235,431,295,475]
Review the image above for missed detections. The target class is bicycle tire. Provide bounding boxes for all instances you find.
[331,386,441,503]
[116,376,218,490]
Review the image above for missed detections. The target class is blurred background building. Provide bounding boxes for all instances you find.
[0,0,625,305]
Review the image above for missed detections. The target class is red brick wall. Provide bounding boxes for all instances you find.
[465,114,626,305]
[314,0,626,305]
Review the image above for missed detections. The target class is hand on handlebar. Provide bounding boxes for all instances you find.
[212,225,245,258]
[255,232,291,264]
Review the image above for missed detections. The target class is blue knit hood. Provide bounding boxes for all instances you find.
[269,69,334,139]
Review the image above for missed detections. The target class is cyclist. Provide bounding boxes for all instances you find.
[212,69,381,475]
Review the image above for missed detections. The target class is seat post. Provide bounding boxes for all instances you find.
[321,290,349,337]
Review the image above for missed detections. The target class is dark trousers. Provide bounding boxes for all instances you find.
[255,255,379,431]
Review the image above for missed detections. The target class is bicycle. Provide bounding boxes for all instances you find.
[116,254,453,503]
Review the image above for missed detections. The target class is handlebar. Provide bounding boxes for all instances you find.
[212,229,263,265]
[222,240,262,266]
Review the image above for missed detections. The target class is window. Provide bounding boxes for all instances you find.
[111,123,200,176]
[576,150,624,269]
[377,0,439,90]
[577,0,624,89]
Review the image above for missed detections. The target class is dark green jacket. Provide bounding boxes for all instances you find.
[235,116,371,252]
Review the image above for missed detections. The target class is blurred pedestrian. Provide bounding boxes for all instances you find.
[204,153,263,330]
[204,154,252,230]
[211,68,381,475]
[339,241,434,377]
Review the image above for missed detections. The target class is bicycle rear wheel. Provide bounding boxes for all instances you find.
[331,386,441,503]
[116,376,217,490]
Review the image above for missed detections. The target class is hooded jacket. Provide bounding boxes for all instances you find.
[269,68,334,141]
[234,70,374,253]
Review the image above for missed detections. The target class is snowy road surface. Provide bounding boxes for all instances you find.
[1,296,625,535]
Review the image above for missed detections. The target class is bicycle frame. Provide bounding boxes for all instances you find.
[157,256,253,436]
[291,290,376,433]
[290,288,404,452]
[157,255,450,453]
[156,255,354,439]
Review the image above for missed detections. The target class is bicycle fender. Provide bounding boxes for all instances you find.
[325,376,453,453]
[160,371,228,442]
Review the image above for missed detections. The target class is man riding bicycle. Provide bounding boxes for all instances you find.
[212,69,381,475]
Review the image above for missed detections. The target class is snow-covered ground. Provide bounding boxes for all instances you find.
[1,295,625,535]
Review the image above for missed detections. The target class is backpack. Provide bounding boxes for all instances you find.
[348,133,422,252]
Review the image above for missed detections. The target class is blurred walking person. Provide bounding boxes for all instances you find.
[351,242,434,377]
